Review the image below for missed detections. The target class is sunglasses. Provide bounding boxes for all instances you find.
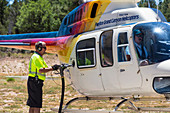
[136,34,144,38]
[42,47,46,50]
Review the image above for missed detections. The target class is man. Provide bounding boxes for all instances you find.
[27,41,58,113]
[126,29,148,65]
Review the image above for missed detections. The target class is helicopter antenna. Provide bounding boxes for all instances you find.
[155,0,159,21]
[78,0,83,4]
[79,0,92,4]
[148,0,151,8]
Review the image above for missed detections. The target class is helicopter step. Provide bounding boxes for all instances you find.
[50,108,123,113]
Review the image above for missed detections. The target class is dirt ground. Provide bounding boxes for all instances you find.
[0,52,170,113]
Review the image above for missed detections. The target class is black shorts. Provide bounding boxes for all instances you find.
[27,76,44,108]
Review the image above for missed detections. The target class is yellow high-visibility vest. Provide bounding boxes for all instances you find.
[77,58,91,66]
[28,52,48,81]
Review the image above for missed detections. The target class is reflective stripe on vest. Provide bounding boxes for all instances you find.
[28,52,48,80]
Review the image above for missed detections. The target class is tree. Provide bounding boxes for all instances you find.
[161,0,170,21]
[138,0,156,8]
[0,0,9,34]
[16,0,61,33]
[0,23,7,34]
[8,0,22,34]
[158,0,162,10]
[0,0,8,25]
[50,0,79,24]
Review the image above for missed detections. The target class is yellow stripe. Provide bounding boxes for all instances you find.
[89,0,111,30]
[58,35,82,63]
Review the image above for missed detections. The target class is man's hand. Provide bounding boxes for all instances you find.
[139,60,149,66]
[52,64,60,70]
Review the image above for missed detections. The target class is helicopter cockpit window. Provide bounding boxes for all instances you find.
[133,22,170,66]
[99,30,113,67]
[76,38,96,68]
[117,32,131,62]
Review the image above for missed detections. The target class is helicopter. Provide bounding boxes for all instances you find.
[0,0,170,112]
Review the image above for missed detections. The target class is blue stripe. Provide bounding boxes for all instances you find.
[0,42,30,46]
[0,31,58,40]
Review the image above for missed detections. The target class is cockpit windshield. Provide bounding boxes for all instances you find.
[132,22,170,65]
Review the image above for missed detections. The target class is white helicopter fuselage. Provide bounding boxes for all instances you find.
[61,1,169,98]
[65,21,170,98]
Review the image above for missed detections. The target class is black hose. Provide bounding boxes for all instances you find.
[58,68,65,113]
[57,64,72,113]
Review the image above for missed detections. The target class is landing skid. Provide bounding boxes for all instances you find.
[51,96,170,113]
[129,107,170,112]
[53,64,170,113]
[51,108,122,113]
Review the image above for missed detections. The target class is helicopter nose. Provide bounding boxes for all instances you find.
[153,60,170,94]
[157,59,170,71]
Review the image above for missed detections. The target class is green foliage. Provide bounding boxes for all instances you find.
[16,0,79,33]
[138,0,156,8]
[16,0,61,33]
[50,0,79,21]
[0,0,8,25]
[8,0,23,34]
[138,0,170,22]
[0,0,9,34]
[0,0,23,34]
[160,0,170,22]
[0,23,7,34]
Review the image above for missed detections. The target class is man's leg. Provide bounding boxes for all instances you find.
[29,107,40,113]
[29,107,34,113]
[34,107,40,113]
[27,78,42,113]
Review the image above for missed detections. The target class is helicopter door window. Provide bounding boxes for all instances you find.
[76,38,96,68]
[99,30,113,67]
[117,32,131,62]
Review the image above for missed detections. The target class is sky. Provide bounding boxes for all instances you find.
[6,0,164,5]
[6,0,14,5]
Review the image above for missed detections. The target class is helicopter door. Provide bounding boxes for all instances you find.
[116,28,142,89]
[98,30,120,91]
[76,37,104,93]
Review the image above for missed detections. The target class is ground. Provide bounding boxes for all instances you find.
[0,52,170,113]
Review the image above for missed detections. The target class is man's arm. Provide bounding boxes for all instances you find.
[39,64,60,73]
[125,46,131,61]
[39,67,53,73]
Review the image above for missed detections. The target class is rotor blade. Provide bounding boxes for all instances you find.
[0,42,30,46]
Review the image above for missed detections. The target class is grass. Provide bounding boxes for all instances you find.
[7,78,15,82]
